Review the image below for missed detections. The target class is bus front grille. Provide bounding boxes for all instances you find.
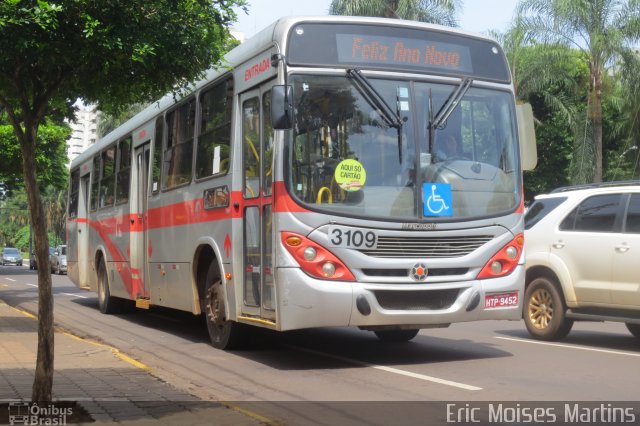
[359,235,492,258]
[373,289,459,310]
[361,268,469,277]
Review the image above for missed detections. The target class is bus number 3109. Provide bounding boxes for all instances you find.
[328,227,377,249]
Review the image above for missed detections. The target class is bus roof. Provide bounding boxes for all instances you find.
[70,16,500,170]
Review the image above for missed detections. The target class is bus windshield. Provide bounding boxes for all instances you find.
[288,74,520,221]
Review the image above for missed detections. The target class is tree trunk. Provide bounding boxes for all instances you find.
[591,69,603,183]
[19,120,55,402]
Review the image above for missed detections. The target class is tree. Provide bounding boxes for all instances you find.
[329,0,461,26]
[0,0,244,401]
[517,0,640,182]
[0,116,70,190]
[0,187,29,248]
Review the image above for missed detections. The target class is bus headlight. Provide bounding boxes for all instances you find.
[281,232,355,281]
[490,261,503,274]
[322,262,336,277]
[303,247,317,261]
[477,233,524,280]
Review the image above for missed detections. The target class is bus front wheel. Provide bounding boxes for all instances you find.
[374,329,419,342]
[204,263,246,350]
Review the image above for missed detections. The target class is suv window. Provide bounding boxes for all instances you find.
[525,197,567,230]
[625,194,640,233]
[560,194,622,232]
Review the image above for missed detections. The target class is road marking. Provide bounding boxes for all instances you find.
[496,336,640,357]
[286,345,482,391]
[60,292,88,299]
[25,283,37,287]
[5,278,16,282]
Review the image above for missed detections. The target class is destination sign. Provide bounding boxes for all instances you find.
[287,23,510,83]
[336,34,472,73]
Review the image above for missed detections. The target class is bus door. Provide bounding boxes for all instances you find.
[78,174,91,288]
[240,86,275,320]
[131,142,151,304]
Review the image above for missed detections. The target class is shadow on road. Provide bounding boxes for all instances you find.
[70,296,514,370]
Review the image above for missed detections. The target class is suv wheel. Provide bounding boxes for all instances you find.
[625,323,640,339]
[524,277,573,341]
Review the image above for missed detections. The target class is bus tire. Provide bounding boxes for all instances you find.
[374,329,419,342]
[97,259,127,314]
[204,262,246,350]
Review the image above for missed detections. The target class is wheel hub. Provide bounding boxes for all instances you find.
[206,282,225,327]
[529,288,553,329]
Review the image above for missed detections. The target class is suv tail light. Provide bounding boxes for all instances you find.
[477,233,524,279]
[281,232,355,281]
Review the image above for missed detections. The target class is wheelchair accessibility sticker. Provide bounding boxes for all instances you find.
[423,183,452,216]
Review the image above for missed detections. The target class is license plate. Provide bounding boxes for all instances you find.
[485,292,519,309]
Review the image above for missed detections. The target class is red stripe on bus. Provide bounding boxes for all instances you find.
[273,182,310,213]
[78,181,308,299]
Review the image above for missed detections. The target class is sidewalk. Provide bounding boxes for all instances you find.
[0,300,269,425]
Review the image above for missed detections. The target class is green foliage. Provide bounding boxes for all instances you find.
[0,0,246,118]
[0,186,64,247]
[517,0,640,182]
[12,225,30,251]
[0,187,28,247]
[0,119,70,190]
[329,0,460,26]
[97,103,147,138]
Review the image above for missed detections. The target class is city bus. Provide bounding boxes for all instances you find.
[66,16,537,349]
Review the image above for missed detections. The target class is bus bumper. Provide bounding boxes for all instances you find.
[276,266,524,331]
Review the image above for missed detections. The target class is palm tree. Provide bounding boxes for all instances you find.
[97,103,147,138]
[42,186,67,246]
[517,0,640,182]
[329,0,461,26]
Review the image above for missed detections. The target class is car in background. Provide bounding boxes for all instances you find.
[524,181,640,341]
[1,247,23,266]
[49,244,67,275]
[29,247,55,270]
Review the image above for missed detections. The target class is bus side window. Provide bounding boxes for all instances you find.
[262,90,273,196]
[151,117,163,194]
[163,98,195,189]
[68,168,80,218]
[243,97,260,199]
[99,145,116,208]
[90,155,100,211]
[196,77,233,179]
[116,137,131,204]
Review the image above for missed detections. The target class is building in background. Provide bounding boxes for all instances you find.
[66,102,98,165]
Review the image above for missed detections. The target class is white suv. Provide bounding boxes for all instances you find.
[524,181,640,340]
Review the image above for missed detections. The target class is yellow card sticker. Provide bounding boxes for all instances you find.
[335,159,367,192]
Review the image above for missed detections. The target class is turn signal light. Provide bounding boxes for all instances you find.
[477,233,524,279]
[281,232,355,281]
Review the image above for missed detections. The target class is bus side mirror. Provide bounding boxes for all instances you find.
[271,85,293,130]
[516,103,537,171]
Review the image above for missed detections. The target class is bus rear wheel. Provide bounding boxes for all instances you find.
[374,329,419,342]
[204,263,246,350]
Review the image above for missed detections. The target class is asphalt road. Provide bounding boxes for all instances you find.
[2,264,640,424]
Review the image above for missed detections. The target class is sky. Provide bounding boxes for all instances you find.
[232,0,520,39]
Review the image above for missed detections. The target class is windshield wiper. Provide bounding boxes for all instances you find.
[347,68,404,162]
[428,78,472,154]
